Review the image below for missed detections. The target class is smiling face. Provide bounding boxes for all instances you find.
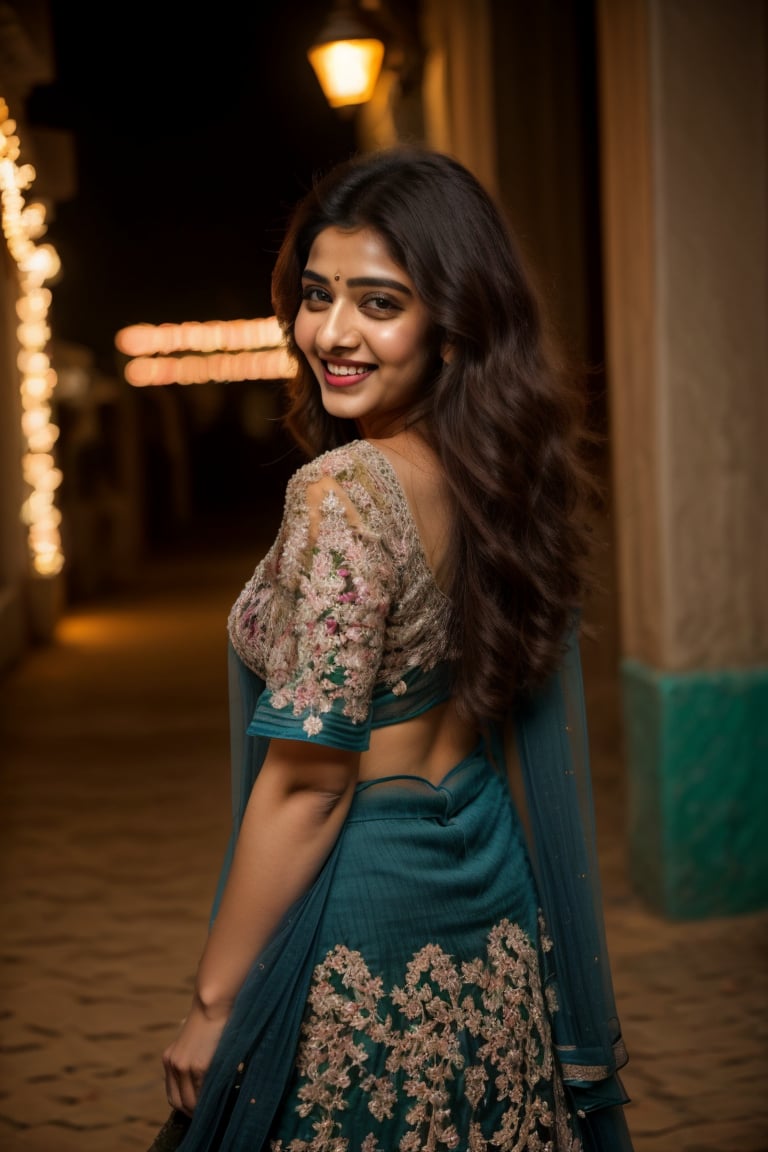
[293,226,437,439]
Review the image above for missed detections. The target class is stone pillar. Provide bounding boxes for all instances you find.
[597,0,768,917]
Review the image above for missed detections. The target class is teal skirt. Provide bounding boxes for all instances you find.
[180,746,583,1151]
[263,747,582,1150]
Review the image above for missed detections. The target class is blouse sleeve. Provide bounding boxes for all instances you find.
[246,472,395,750]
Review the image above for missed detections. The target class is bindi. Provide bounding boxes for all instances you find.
[333,272,340,281]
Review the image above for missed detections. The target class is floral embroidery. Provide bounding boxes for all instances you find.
[269,920,581,1151]
[228,442,454,737]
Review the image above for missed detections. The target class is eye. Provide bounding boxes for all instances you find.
[301,284,331,307]
[362,293,402,315]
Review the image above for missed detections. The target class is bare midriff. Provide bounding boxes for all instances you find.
[357,698,479,786]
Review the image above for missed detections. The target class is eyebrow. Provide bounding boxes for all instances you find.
[302,268,413,295]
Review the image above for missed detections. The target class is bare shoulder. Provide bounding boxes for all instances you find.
[367,433,444,493]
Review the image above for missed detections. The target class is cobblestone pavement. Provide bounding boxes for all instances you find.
[1,529,766,1152]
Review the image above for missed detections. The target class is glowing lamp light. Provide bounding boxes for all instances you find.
[307,1,385,109]
[308,38,385,108]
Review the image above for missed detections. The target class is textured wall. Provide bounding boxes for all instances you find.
[651,0,768,668]
[599,0,768,917]
[600,0,768,670]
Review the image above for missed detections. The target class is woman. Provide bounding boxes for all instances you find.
[160,146,634,1151]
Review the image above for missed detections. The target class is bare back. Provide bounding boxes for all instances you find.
[361,435,478,784]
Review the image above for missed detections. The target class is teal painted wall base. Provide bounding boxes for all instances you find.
[622,660,768,919]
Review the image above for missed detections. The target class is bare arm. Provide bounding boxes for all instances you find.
[163,738,359,1114]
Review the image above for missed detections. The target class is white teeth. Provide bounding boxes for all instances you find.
[326,363,370,377]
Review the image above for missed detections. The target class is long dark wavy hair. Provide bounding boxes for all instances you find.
[271,145,596,722]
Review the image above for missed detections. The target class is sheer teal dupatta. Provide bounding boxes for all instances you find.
[493,627,634,1149]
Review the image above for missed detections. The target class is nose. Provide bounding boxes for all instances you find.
[315,300,359,353]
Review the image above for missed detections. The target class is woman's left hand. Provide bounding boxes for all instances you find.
[162,1001,229,1117]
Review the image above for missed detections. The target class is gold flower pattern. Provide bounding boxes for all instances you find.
[269,919,581,1151]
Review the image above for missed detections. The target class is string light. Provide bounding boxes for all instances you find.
[0,98,63,577]
[115,317,298,386]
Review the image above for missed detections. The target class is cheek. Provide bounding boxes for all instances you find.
[377,324,428,367]
[293,310,315,357]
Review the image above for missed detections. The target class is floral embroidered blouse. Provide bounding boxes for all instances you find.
[227,440,457,751]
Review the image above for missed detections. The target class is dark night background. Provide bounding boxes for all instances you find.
[27,1,362,371]
[21,2,368,549]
